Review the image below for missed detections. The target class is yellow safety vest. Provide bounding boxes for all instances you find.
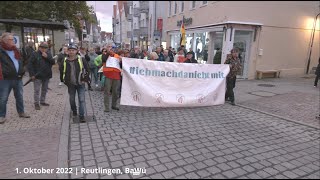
[63,55,83,81]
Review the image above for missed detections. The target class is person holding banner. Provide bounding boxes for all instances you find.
[224,48,242,105]
[102,48,122,112]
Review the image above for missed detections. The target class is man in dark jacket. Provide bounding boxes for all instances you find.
[0,32,30,124]
[60,44,90,122]
[184,52,198,63]
[28,42,55,110]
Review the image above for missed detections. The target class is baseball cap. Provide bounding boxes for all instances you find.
[68,44,78,50]
[39,42,49,48]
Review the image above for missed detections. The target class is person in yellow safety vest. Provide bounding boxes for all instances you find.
[59,44,90,122]
[101,47,122,112]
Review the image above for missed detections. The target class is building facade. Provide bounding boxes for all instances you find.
[164,1,320,79]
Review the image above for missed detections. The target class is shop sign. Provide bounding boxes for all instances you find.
[177,17,192,27]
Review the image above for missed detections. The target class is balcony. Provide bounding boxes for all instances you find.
[127,14,133,22]
[133,8,141,17]
[140,1,149,13]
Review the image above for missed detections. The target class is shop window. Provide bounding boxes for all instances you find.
[181,1,184,13]
[195,32,209,62]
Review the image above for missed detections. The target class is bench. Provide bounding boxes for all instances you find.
[256,70,281,79]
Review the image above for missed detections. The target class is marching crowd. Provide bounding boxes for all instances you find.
[0,31,243,124]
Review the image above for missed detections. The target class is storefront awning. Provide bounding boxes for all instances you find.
[0,18,68,30]
[167,21,263,34]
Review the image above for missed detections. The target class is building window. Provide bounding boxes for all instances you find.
[174,1,177,15]
[181,1,184,13]
[169,1,172,16]
[203,1,207,5]
[191,1,196,9]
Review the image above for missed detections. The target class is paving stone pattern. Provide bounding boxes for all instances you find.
[68,89,320,179]
[0,66,67,179]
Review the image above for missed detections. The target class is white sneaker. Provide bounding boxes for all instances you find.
[0,117,6,124]
[95,84,98,87]
[59,82,62,86]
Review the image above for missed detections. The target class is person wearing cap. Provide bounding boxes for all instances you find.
[0,32,30,124]
[28,41,55,110]
[60,44,90,122]
[184,51,198,63]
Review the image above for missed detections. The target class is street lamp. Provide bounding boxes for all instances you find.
[306,12,320,74]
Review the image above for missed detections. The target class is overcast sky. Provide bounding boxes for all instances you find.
[86,1,115,32]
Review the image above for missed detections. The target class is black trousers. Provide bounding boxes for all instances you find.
[225,77,236,102]
[314,74,319,87]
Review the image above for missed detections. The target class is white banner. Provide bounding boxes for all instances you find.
[106,57,121,70]
[120,58,230,107]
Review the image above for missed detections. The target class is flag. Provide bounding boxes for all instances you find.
[180,20,186,46]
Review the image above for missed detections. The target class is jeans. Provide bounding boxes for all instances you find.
[104,78,120,110]
[67,84,86,117]
[90,67,98,84]
[225,77,237,102]
[0,80,24,117]
[33,79,49,104]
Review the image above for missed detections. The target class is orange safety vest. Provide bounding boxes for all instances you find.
[103,54,121,77]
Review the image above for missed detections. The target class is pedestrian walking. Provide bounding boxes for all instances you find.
[28,42,55,110]
[314,57,320,87]
[0,32,30,124]
[224,48,242,105]
[57,45,68,86]
[60,44,90,122]
[88,48,98,88]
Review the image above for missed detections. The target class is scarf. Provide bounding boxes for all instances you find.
[0,42,21,60]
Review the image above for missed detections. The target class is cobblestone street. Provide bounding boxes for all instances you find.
[0,66,68,179]
[68,76,320,179]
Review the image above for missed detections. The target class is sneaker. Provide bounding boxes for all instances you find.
[79,116,86,123]
[0,117,6,124]
[104,109,110,112]
[231,101,236,106]
[112,106,120,111]
[35,104,41,110]
[73,111,77,116]
[19,113,30,118]
[40,102,50,106]
[95,84,98,87]
[314,85,317,88]
[59,82,63,86]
